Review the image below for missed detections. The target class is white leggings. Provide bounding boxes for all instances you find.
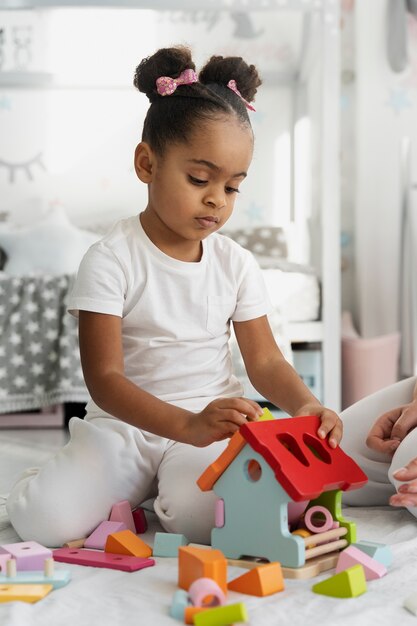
[341,375,417,518]
[6,415,228,548]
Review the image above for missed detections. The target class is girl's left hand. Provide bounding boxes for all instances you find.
[295,403,343,449]
[390,460,417,508]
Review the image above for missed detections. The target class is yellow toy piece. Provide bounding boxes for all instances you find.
[0,583,53,603]
[259,407,275,421]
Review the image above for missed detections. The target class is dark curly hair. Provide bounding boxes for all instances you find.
[133,45,261,155]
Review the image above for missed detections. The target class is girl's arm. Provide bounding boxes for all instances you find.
[78,311,260,445]
[233,315,342,447]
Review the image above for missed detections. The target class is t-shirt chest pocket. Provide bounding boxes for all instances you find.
[206,295,236,337]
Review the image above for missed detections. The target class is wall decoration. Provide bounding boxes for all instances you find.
[0,152,45,183]
[385,86,412,114]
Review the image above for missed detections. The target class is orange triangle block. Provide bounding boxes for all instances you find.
[105,529,152,558]
[227,562,284,596]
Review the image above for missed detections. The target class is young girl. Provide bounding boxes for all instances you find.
[6,46,342,548]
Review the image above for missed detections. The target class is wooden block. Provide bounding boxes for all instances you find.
[85,521,127,550]
[404,592,417,615]
[0,555,11,573]
[53,547,155,572]
[0,583,53,603]
[109,500,136,533]
[352,540,392,567]
[259,407,275,421]
[228,552,339,580]
[169,589,190,620]
[193,602,248,626]
[178,546,227,594]
[0,541,52,571]
[312,564,367,598]
[153,532,188,557]
[303,526,347,547]
[105,529,152,558]
[184,606,209,624]
[336,545,387,580]
[63,538,86,549]
[0,569,71,589]
[227,562,284,596]
[132,508,148,534]
[197,432,246,492]
[189,577,226,607]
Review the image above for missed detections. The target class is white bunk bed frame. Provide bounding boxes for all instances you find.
[2,0,341,411]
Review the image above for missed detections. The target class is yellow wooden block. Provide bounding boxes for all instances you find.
[0,583,53,603]
[105,529,152,558]
[259,407,275,421]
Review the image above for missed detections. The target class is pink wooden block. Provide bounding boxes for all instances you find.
[336,545,387,580]
[0,542,52,571]
[0,554,11,573]
[109,500,136,534]
[84,521,127,550]
[53,548,155,572]
[132,508,148,534]
[215,498,225,528]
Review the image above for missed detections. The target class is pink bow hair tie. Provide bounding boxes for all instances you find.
[227,79,256,111]
[156,69,198,96]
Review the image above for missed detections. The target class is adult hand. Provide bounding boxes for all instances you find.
[181,397,263,447]
[366,401,417,455]
[390,459,417,508]
[295,403,343,448]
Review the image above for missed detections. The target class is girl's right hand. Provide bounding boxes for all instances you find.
[182,397,263,447]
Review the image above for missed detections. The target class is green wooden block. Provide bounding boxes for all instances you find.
[153,532,188,557]
[194,602,248,626]
[312,564,367,598]
[310,490,356,544]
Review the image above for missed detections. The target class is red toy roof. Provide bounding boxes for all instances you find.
[239,415,368,501]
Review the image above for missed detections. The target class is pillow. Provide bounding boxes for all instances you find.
[0,208,100,276]
[222,226,288,259]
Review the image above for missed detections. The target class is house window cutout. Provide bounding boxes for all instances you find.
[302,433,332,464]
[276,433,309,467]
[244,459,262,482]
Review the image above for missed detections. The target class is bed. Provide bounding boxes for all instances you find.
[0,497,416,625]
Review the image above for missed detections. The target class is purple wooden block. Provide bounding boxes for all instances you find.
[53,548,155,572]
[109,500,136,534]
[0,541,52,571]
[84,521,127,550]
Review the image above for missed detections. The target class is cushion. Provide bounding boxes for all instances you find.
[0,209,100,276]
[222,226,288,259]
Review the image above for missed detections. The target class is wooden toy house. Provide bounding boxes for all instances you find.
[197,415,367,570]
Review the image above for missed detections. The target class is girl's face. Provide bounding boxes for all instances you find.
[137,116,253,261]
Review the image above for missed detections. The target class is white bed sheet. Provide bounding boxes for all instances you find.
[0,502,416,626]
[261,268,320,323]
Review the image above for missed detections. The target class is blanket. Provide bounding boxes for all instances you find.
[0,273,88,413]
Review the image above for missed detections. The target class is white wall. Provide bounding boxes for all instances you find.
[353,0,417,338]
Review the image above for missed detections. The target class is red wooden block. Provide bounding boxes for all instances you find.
[132,508,148,534]
[240,415,368,501]
[52,548,155,572]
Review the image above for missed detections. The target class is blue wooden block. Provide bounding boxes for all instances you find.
[169,588,190,620]
[153,532,188,557]
[352,541,392,567]
[0,570,71,589]
[211,445,305,568]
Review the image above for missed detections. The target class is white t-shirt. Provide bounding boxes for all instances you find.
[68,215,272,413]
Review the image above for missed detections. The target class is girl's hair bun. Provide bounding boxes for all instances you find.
[199,55,261,105]
[133,46,196,102]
